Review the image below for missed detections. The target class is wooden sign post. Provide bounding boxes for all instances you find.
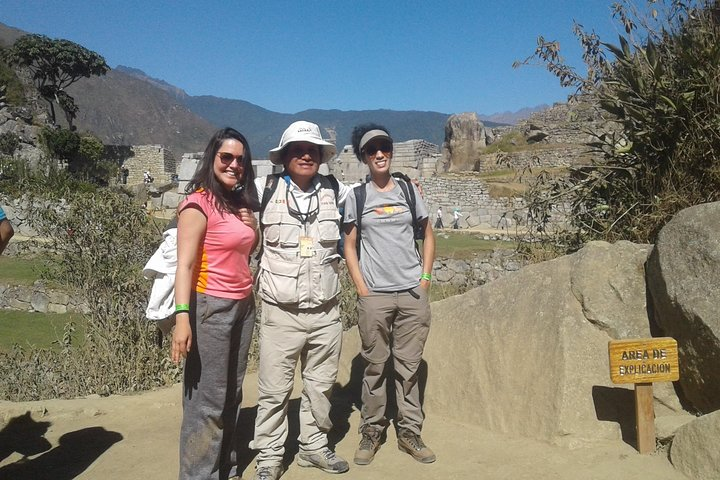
[608,337,679,454]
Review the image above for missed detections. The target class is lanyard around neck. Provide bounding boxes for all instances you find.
[284,175,319,225]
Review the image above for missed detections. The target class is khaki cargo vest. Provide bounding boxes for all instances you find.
[257,177,341,308]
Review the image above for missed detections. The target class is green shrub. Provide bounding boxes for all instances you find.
[40,126,80,160]
[515,0,720,251]
[38,127,116,184]
[0,155,96,198]
[0,131,20,156]
[0,53,26,106]
[0,187,179,401]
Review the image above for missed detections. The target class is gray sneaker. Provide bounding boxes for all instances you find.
[252,464,283,480]
[297,447,350,474]
[397,429,436,463]
[354,426,382,465]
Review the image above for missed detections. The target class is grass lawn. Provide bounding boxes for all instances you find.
[0,256,47,285]
[433,231,514,260]
[0,310,86,352]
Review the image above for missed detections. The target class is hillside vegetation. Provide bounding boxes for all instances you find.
[516,0,720,251]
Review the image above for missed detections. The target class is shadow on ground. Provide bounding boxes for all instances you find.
[0,414,122,480]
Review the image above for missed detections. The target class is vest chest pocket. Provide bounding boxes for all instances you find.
[258,255,301,304]
[262,210,302,247]
[317,209,340,245]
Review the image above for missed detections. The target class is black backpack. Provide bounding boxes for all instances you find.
[352,172,424,256]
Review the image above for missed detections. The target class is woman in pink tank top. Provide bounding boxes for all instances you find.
[172,128,260,479]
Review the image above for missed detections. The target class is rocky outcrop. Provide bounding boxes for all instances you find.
[670,410,720,480]
[442,112,487,172]
[0,105,46,169]
[646,201,720,414]
[571,241,655,339]
[355,240,687,446]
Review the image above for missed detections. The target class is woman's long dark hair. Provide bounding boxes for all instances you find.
[186,127,260,214]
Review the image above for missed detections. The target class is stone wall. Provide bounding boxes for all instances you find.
[474,146,596,173]
[121,145,176,186]
[329,139,440,182]
[517,98,615,146]
[421,174,526,229]
[0,249,524,314]
[0,282,89,314]
[0,194,38,240]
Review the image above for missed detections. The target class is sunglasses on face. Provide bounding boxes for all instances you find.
[217,152,244,164]
[363,142,393,156]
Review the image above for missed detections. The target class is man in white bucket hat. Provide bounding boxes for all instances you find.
[250,121,353,480]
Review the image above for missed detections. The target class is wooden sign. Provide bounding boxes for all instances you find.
[607,337,680,454]
[608,337,679,384]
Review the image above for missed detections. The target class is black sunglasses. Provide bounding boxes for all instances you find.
[363,142,393,156]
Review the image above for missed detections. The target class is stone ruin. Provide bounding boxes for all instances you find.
[2,96,612,231]
[119,145,176,186]
[328,139,440,183]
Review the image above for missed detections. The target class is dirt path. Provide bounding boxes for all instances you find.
[0,371,686,480]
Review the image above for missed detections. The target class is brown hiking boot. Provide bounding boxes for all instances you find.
[354,425,382,465]
[397,429,436,463]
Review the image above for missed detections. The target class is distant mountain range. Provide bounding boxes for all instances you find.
[0,22,547,159]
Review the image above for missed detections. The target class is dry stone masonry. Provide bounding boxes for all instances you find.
[422,174,525,229]
[121,145,176,186]
[329,139,440,182]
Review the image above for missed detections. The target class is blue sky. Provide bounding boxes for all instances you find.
[1,0,623,115]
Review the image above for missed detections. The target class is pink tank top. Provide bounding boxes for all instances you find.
[180,191,254,300]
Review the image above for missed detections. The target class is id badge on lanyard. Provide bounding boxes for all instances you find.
[299,235,314,257]
[287,179,319,258]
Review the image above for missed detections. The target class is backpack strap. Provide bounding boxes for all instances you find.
[391,172,424,241]
[392,172,418,236]
[255,173,284,262]
[324,174,340,204]
[260,173,282,216]
[353,183,367,257]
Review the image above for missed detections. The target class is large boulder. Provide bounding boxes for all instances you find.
[418,241,685,446]
[442,112,486,172]
[670,410,720,479]
[646,202,720,413]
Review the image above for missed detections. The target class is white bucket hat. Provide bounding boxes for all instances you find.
[268,121,337,165]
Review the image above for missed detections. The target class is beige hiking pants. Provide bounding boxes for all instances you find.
[357,287,431,435]
[251,299,342,467]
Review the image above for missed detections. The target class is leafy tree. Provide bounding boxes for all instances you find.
[4,34,109,129]
[40,127,116,184]
[40,126,81,161]
[0,50,25,105]
[515,0,720,250]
